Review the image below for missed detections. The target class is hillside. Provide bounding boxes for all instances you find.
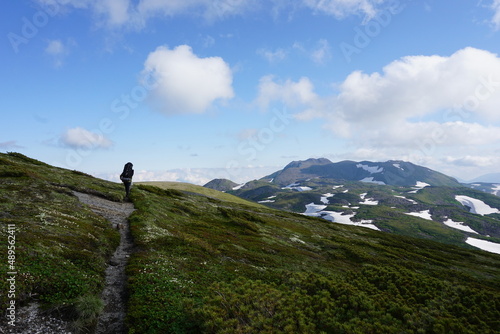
[219,159,500,252]
[1,152,500,333]
[138,181,264,208]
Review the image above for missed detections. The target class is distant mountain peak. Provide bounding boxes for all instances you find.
[284,157,332,169]
[262,158,460,187]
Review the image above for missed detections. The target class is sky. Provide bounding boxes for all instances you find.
[2,0,500,185]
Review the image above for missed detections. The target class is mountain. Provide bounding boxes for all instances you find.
[470,172,500,183]
[465,182,500,197]
[203,178,238,192]
[2,152,500,333]
[215,158,500,251]
[262,158,461,187]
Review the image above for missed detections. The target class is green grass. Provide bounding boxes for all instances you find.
[0,152,122,332]
[2,152,500,333]
[126,183,500,333]
[138,181,266,209]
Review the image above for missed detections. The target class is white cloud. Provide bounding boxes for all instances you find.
[492,0,500,30]
[44,39,74,67]
[36,0,395,29]
[310,39,331,64]
[0,141,23,149]
[141,45,234,115]
[258,47,500,179]
[96,0,130,26]
[301,0,385,21]
[136,0,255,22]
[256,75,318,110]
[36,0,130,27]
[45,40,65,55]
[98,166,278,184]
[291,47,500,138]
[61,127,113,149]
[257,48,287,63]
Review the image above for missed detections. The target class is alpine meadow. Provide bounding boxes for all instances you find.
[1,152,500,333]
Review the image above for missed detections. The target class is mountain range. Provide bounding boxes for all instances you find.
[205,158,500,252]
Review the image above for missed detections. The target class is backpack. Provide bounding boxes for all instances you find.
[122,163,134,179]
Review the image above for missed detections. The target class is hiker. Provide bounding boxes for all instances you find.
[120,162,134,199]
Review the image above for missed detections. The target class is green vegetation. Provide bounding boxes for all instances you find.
[138,181,265,209]
[229,177,500,249]
[126,183,500,333]
[2,152,500,333]
[0,152,122,331]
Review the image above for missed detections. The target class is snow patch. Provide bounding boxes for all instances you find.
[465,237,500,255]
[492,184,500,196]
[282,183,312,192]
[359,193,378,205]
[356,163,383,174]
[304,203,327,214]
[321,193,334,204]
[455,195,500,216]
[393,163,403,170]
[395,195,418,204]
[232,183,246,190]
[442,218,478,234]
[408,181,430,193]
[405,210,433,220]
[360,177,386,185]
[303,202,380,231]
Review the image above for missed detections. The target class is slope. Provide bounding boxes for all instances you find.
[138,181,265,208]
[126,183,500,333]
[225,163,500,252]
[2,153,500,334]
[0,152,125,332]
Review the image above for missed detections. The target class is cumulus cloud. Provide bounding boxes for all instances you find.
[287,47,500,139]
[60,127,113,149]
[257,47,500,171]
[141,45,234,115]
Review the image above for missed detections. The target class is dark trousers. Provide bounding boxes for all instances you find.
[123,181,132,197]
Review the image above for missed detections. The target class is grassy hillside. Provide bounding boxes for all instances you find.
[138,181,265,208]
[2,152,500,333]
[127,183,500,333]
[229,177,500,249]
[0,152,124,331]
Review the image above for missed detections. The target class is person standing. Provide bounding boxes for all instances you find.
[120,162,134,199]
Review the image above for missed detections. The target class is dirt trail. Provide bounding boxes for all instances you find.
[73,192,135,334]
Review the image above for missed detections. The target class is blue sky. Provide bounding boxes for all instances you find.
[2,0,500,184]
